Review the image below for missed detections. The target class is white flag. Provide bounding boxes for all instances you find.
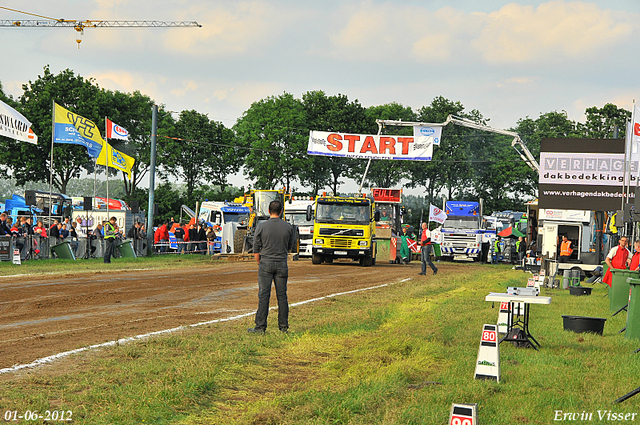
[0,99,37,144]
[429,204,447,224]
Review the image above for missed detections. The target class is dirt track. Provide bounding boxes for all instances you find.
[0,259,453,372]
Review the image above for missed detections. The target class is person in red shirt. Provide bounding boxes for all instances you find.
[603,236,631,286]
[630,240,640,272]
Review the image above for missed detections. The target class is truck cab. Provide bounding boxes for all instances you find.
[309,195,378,266]
[432,201,491,262]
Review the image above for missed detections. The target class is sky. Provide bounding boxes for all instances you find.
[1,0,640,195]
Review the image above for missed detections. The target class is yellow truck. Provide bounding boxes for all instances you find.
[307,195,378,266]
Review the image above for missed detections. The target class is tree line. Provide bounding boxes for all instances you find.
[0,66,631,222]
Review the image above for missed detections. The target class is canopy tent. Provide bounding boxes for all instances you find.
[497,226,525,238]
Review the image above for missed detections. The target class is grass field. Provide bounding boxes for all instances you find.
[2,262,640,424]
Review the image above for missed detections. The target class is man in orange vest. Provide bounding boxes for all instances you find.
[558,235,573,263]
[603,236,631,287]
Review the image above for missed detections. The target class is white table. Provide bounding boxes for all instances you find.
[485,293,552,350]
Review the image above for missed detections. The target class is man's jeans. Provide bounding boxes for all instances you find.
[255,260,289,330]
[421,244,437,274]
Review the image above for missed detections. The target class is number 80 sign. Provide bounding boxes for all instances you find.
[450,416,473,425]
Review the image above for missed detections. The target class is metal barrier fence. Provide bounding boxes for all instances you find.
[0,235,226,261]
[0,235,149,261]
[153,240,216,255]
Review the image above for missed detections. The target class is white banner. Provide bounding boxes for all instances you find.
[308,131,432,161]
[429,204,447,224]
[413,125,442,145]
[0,99,37,144]
[539,152,637,187]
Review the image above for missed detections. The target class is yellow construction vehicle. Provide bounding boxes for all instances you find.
[233,189,299,255]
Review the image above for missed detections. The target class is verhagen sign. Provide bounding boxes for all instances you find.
[308,130,434,161]
[538,138,636,211]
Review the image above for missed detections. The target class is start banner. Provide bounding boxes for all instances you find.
[308,131,433,161]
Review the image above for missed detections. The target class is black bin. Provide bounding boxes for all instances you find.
[562,315,606,335]
[569,286,592,296]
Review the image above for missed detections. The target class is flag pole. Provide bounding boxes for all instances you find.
[105,117,109,224]
[49,100,54,229]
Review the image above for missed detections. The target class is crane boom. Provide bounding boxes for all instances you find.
[374,116,540,174]
[443,115,540,174]
[0,20,201,28]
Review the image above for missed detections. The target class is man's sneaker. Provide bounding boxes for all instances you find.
[418,272,426,275]
[247,327,265,334]
[433,269,438,275]
[279,327,289,334]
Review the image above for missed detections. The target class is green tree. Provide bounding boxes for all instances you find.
[301,91,373,194]
[581,103,630,139]
[235,93,307,190]
[0,66,110,193]
[161,110,239,204]
[102,89,173,201]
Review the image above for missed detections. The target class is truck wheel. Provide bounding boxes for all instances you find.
[312,253,323,264]
[362,254,373,267]
[233,229,247,254]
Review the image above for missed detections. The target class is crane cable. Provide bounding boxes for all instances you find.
[0,6,70,23]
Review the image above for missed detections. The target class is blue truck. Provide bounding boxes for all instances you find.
[432,201,495,262]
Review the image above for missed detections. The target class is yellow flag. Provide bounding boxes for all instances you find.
[97,142,135,180]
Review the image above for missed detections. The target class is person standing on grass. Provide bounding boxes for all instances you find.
[248,200,295,334]
[603,236,631,286]
[630,240,640,272]
[103,217,118,264]
[419,222,438,276]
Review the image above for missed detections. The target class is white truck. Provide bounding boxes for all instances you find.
[284,198,315,257]
[197,201,250,254]
[432,200,495,262]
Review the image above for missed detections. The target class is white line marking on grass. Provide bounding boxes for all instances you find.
[0,277,411,375]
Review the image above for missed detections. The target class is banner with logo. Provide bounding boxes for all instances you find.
[106,118,130,141]
[308,131,433,161]
[538,138,633,210]
[53,102,103,158]
[96,142,135,180]
[0,99,38,144]
[413,125,442,145]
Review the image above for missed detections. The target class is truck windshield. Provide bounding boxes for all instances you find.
[223,212,249,224]
[254,192,282,217]
[376,204,395,222]
[443,216,479,229]
[287,212,314,226]
[316,203,370,224]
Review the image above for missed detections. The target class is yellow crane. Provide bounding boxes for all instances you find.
[0,6,201,48]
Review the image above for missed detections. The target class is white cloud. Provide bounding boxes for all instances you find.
[472,1,634,63]
[326,1,635,65]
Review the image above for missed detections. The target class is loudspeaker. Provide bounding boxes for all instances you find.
[83,197,93,211]
[25,190,36,206]
[153,204,158,215]
[131,200,139,214]
[624,202,633,223]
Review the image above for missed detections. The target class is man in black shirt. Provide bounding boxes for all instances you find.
[248,200,295,334]
[174,223,185,254]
